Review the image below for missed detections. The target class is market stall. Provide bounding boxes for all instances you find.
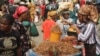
[27,25,83,56]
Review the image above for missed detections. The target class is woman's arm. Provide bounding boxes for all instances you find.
[78,23,94,41]
[71,23,94,42]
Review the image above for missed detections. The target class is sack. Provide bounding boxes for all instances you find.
[30,23,39,36]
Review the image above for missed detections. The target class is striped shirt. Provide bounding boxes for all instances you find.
[78,22,96,44]
[78,22,100,55]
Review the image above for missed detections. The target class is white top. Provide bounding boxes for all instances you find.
[56,18,73,38]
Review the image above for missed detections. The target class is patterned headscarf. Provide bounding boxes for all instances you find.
[78,4,98,23]
[13,6,28,19]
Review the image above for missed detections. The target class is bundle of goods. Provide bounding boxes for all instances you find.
[50,25,62,42]
[58,2,74,13]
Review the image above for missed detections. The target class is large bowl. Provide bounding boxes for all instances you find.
[67,31,77,37]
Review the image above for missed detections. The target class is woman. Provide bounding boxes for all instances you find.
[13,6,31,56]
[0,14,20,56]
[42,11,57,41]
[56,10,74,38]
[40,1,46,21]
[71,5,100,56]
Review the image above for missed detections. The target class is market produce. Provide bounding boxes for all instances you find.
[34,37,79,56]
[34,41,52,55]
[51,25,62,34]
[68,27,76,32]
[56,42,79,55]
[61,36,77,44]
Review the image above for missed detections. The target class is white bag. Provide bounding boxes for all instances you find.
[26,49,37,56]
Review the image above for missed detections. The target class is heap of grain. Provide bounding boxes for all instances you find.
[56,42,79,55]
[34,36,79,55]
[34,41,52,55]
[61,36,77,44]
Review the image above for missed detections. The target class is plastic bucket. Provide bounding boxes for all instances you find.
[49,32,61,42]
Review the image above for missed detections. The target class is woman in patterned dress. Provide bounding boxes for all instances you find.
[13,6,31,56]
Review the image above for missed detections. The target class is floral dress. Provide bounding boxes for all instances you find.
[13,21,31,56]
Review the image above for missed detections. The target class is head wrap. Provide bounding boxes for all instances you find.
[13,6,28,19]
[78,5,98,23]
[47,11,57,19]
[62,10,70,15]
[47,11,57,17]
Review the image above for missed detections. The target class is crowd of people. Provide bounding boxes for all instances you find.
[0,0,100,56]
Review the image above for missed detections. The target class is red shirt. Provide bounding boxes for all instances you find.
[42,19,56,41]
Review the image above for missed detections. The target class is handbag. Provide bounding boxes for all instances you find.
[22,21,30,27]
[30,22,39,36]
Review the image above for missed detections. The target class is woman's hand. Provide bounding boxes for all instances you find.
[61,20,68,25]
[70,24,78,29]
[70,24,80,34]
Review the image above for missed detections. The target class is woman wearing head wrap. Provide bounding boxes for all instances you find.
[42,11,57,41]
[56,10,74,38]
[71,4,100,56]
[13,6,31,56]
[13,6,29,19]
